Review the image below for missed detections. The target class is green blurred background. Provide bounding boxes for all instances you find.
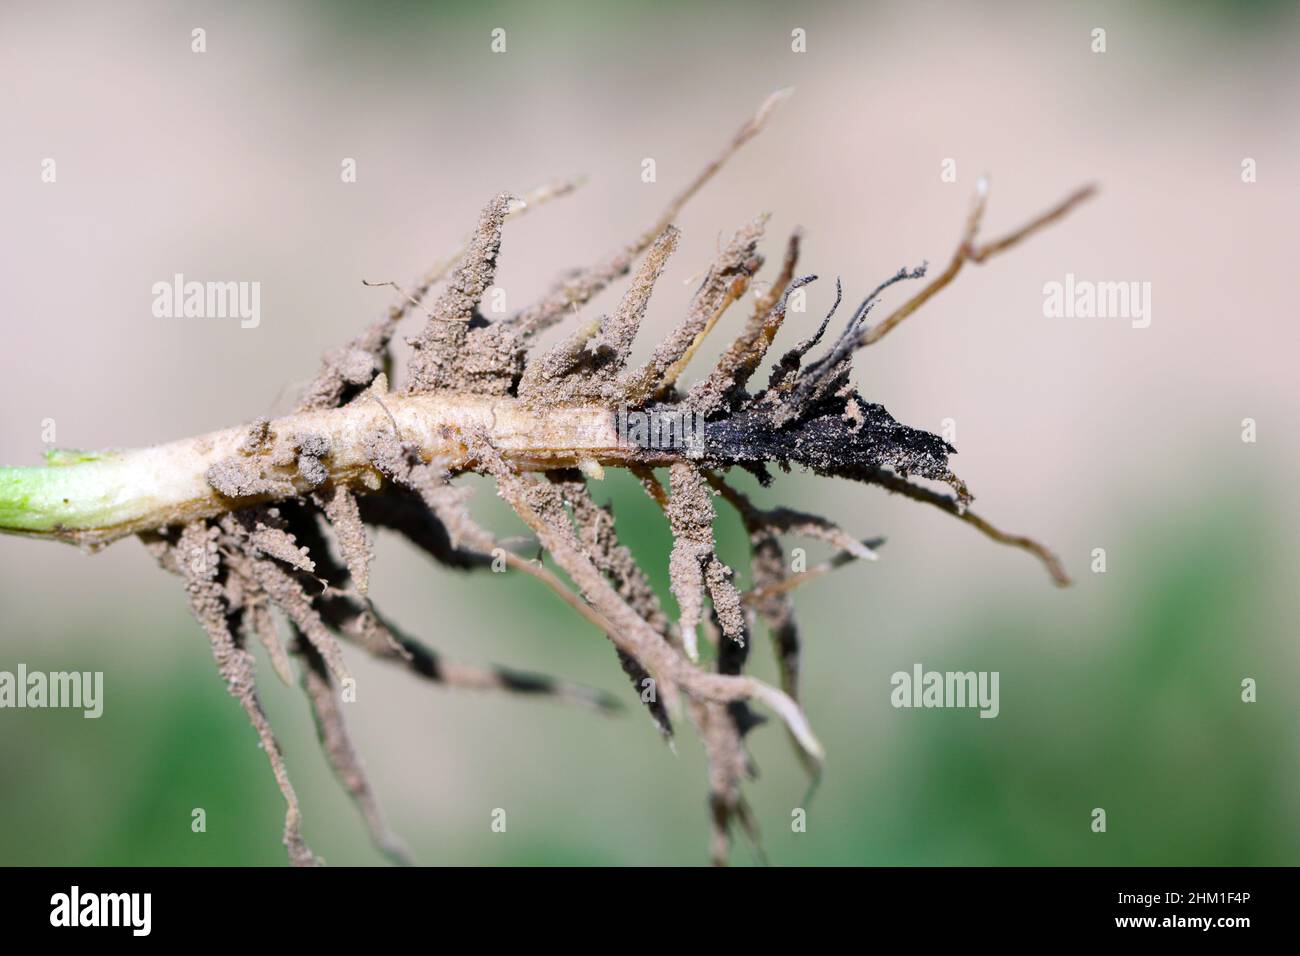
[1,0,1297,865]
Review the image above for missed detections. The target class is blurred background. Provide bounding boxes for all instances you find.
[1,0,1297,865]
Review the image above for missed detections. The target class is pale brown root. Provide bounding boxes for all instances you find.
[315,484,371,595]
[248,597,297,687]
[364,434,625,639]
[745,526,814,780]
[407,176,584,314]
[667,468,709,662]
[691,697,750,866]
[168,523,318,867]
[695,608,769,866]
[331,588,622,712]
[751,228,802,317]
[705,559,746,642]
[517,225,681,407]
[858,467,1071,586]
[706,471,880,560]
[666,462,745,660]
[858,182,1098,348]
[688,230,807,415]
[230,534,353,685]
[743,549,863,605]
[299,177,582,412]
[405,193,517,394]
[548,471,677,738]
[705,472,854,777]
[278,500,620,712]
[296,635,414,866]
[619,216,767,405]
[548,474,673,637]
[630,463,671,509]
[224,509,317,574]
[473,435,824,765]
[590,225,682,378]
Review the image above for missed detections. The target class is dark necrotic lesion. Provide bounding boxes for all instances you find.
[618,265,955,485]
[705,398,953,480]
[620,395,954,483]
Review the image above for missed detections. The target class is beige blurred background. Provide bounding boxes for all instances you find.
[1,0,1297,864]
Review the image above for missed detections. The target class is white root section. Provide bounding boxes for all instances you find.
[25,391,630,546]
